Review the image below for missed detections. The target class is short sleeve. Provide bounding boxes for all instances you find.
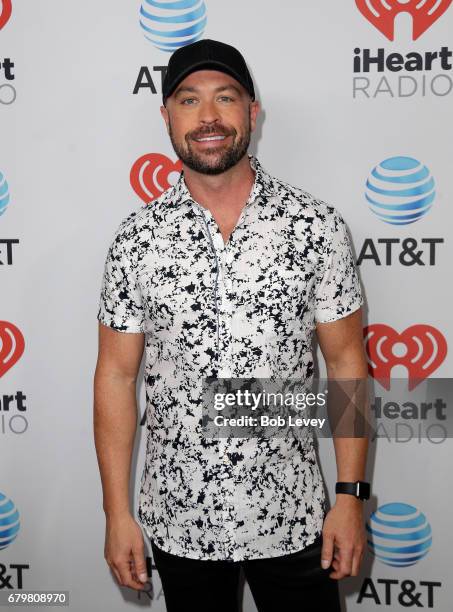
[314,210,363,324]
[97,228,145,333]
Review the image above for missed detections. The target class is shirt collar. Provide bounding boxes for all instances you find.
[161,155,277,209]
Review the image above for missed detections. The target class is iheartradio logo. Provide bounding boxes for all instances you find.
[0,320,24,378]
[355,0,452,41]
[364,324,447,390]
[130,153,182,204]
[0,0,11,30]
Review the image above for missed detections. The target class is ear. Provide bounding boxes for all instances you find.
[249,100,260,133]
[160,104,170,134]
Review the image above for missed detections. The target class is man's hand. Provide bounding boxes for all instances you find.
[320,495,366,580]
[104,512,149,590]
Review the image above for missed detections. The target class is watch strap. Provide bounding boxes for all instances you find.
[336,481,370,500]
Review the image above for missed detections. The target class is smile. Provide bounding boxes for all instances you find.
[193,135,227,142]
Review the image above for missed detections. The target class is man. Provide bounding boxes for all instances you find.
[94,39,370,612]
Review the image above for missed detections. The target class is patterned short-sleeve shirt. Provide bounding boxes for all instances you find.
[97,155,363,561]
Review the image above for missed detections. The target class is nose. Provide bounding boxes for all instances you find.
[197,99,221,125]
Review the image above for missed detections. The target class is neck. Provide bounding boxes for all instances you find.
[182,154,255,212]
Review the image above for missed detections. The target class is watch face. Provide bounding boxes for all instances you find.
[359,482,370,499]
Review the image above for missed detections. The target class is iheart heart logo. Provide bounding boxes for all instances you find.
[130,153,182,204]
[364,324,447,390]
[0,0,12,30]
[0,320,25,378]
[355,0,453,41]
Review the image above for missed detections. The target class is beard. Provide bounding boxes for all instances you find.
[168,110,251,176]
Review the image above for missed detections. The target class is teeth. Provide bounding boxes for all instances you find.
[196,136,226,142]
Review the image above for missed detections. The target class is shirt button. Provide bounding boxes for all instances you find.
[223,454,230,464]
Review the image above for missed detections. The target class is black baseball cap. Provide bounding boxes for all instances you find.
[162,39,255,104]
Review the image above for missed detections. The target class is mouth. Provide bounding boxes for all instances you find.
[192,134,228,143]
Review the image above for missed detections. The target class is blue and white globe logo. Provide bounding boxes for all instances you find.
[365,156,435,225]
[0,491,21,550]
[367,502,432,567]
[139,0,207,52]
[0,171,10,216]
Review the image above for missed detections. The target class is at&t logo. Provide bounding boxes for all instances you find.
[357,502,441,607]
[0,173,19,265]
[0,170,10,216]
[365,156,435,225]
[139,0,207,52]
[357,155,445,267]
[0,491,20,550]
[367,502,432,566]
[134,1,208,96]
[0,491,30,589]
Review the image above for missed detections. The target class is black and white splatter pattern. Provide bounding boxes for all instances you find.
[97,156,363,561]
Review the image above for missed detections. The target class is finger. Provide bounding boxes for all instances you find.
[338,546,354,578]
[329,546,341,575]
[328,545,351,580]
[321,533,335,569]
[329,569,341,579]
[330,566,347,580]
[116,560,146,590]
[128,559,148,591]
[351,546,364,576]
[110,565,123,586]
[329,557,342,579]
[131,545,148,584]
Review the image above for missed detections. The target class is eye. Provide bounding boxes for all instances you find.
[181,97,197,105]
[218,95,234,102]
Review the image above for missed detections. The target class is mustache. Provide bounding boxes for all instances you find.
[187,125,236,140]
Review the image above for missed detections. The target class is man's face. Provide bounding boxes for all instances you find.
[161,70,260,175]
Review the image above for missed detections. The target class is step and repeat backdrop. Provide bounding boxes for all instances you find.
[1,1,452,610]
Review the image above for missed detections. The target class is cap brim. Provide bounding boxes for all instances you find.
[164,60,254,101]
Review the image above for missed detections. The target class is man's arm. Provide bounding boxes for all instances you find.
[93,322,148,590]
[315,306,369,580]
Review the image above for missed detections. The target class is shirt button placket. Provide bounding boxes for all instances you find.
[211,232,232,380]
[205,212,238,558]
[221,452,237,558]
[219,240,236,555]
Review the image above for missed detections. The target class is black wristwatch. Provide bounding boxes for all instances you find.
[335,481,370,500]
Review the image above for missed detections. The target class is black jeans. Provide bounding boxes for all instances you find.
[150,535,341,612]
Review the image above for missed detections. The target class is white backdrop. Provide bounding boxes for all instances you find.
[1,1,452,610]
